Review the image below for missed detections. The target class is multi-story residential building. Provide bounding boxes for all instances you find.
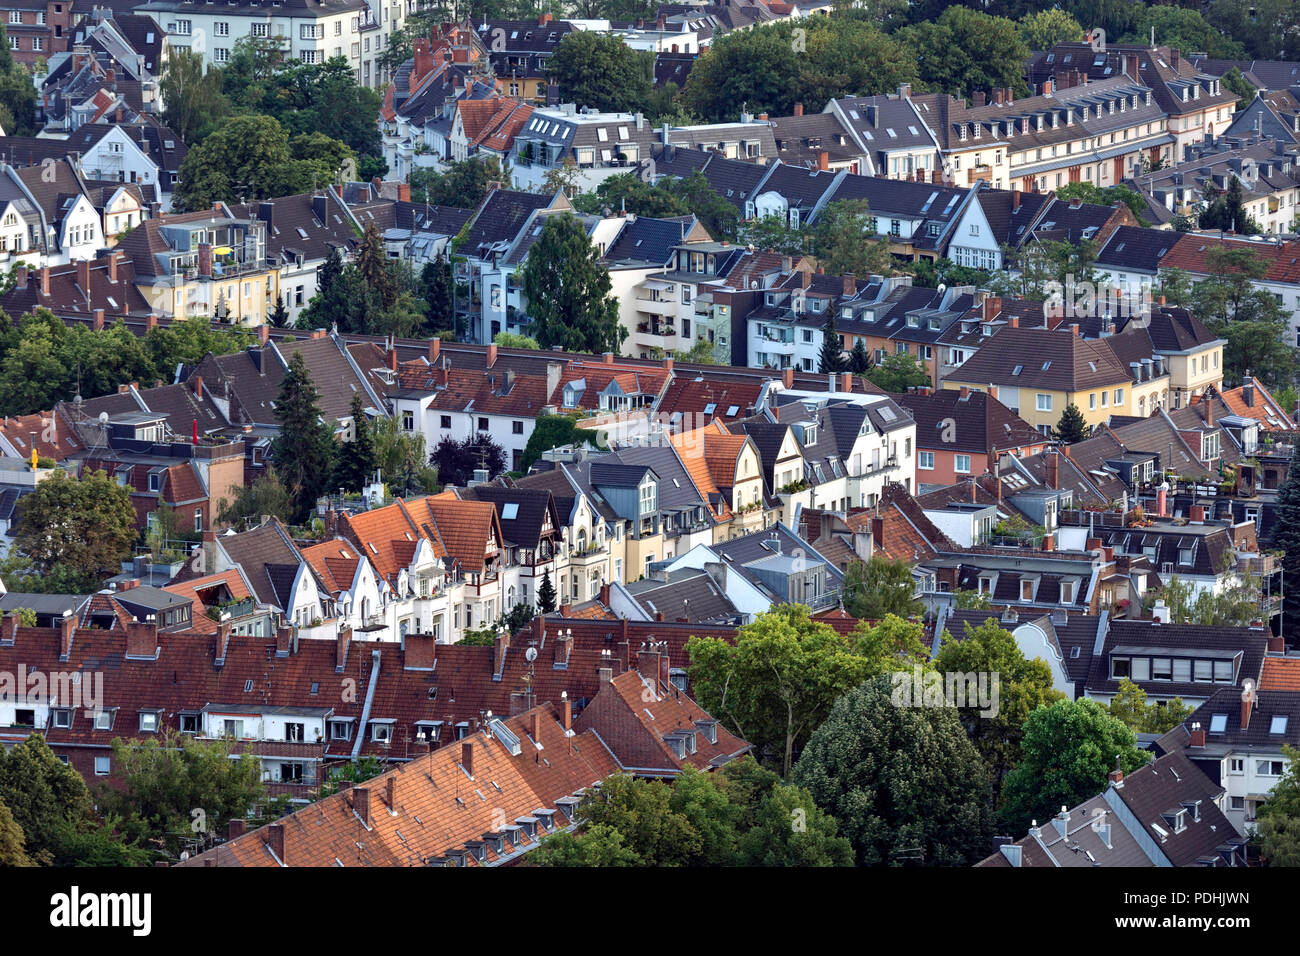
[942,324,1169,434]
[509,105,656,193]
[1133,137,1300,234]
[1159,234,1300,347]
[136,0,390,85]
[1028,43,1239,156]
[116,203,279,323]
[914,75,1172,195]
[213,518,339,639]
[1180,666,1299,834]
[1221,90,1300,147]
[822,87,942,179]
[473,14,576,104]
[894,386,1046,488]
[0,0,78,70]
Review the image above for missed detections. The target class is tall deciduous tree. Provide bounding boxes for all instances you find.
[216,467,293,529]
[934,618,1065,793]
[1254,744,1300,866]
[160,47,230,143]
[0,795,31,866]
[998,698,1149,835]
[13,469,137,584]
[792,674,994,866]
[0,735,96,864]
[546,31,653,114]
[1107,678,1193,733]
[271,350,335,523]
[521,214,625,354]
[808,200,893,279]
[842,556,922,620]
[686,604,877,775]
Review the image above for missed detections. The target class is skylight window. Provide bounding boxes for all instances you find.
[1210,713,1228,734]
[501,503,519,520]
[1270,715,1289,735]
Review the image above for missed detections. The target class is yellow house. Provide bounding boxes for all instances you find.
[942,326,1165,434]
[117,206,281,327]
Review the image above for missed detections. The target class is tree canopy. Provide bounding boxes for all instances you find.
[520,214,625,354]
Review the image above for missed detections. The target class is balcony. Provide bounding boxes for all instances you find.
[802,588,842,611]
[758,334,796,355]
[569,542,608,565]
[635,322,679,348]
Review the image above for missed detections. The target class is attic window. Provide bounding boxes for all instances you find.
[1271,715,1289,735]
[501,503,519,520]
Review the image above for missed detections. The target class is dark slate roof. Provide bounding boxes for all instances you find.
[690,153,770,210]
[945,327,1132,391]
[1085,619,1269,700]
[1110,750,1239,867]
[461,189,558,259]
[625,568,741,625]
[1189,686,1300,751]
[603,215,695,267]
[588,461,652,489]
[1029,197,1123,244]
[892,387,1043,455]
[653,52,697,90]
[1095,225,1176,274]
[769,111,862,169]
[461,485,556,550]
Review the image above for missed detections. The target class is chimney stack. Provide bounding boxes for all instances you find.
[352,787,371,827]
[561,692,572,733]
[429,337,441,362]
[842,273,855,297]
[1046,449,1059,489]
[93,308,105,330]
[1241,684,1255,731]
[265,823,285,862]
[1189,722,1206,748]
[781,367,794,388]
[462,740,475,777]
[1243,373,1255,408]
[793,102,803,117]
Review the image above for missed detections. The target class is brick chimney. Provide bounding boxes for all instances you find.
[840,371,853,392]
[429,337,441,362]
[93,308,104,330]
[59,612,76,659]
[413,38,433,82]
[1189,722,1206,748]
[636,644,663,684]
[968,478,978,503]
[39,265,50,296]
[782,367,794,388]
[265,823,285,862]
[402,632,436,671]
[1108,763,1125,786]
[108,251,120,283]
[461,740,475,777]
[1190,504,1206,523]
[14,263,26,289]
[983,295,1002,322]
[352,787,371,826]
[275,621,292,657]
[192,374,204,401]
[198,242,212,277]
[386,348,397,373]
[1203,392,1214,427]
[843,273,855,297]
[818,150,829,172]
[1041,532,1055,551]
[1046,449,1059,489]
[125,617,157,658]
[561,693,572,733]
[259,323,270,345]
[228,819,246,840]
[336,626,351,670]
[385,774,397,811]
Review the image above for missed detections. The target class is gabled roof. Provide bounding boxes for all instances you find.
[892,387,1043,455]
[944,327,1132,392]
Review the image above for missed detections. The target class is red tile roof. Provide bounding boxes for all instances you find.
[1160,234,1300,283]
[1261,657,1300,692]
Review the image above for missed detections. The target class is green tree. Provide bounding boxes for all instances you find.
[521,214,625,354]
[954,588,992,610]
[537,567,557,613]
[1220,66,1257,105]
[333,392,378,494]
[216,467,293,529]
[897,6,1031,98]
[0,27,37,136]
[267,293,290,327]
[547,31,653,114]
[792,674,994,865]
[522,413,602,471]
[525,822,642,866]
[818,312,843,374]
[98,731,265,861]
[1255,745,1300,866]
[999,698,1149,835]
[493,331,540,350]
[1054,181,1151,226]
[1121,5,1245,58]
[0,735,95,865]
[735,782,854,866]
[573,173,689,219]
[660,170,740,241]
[372,415,438,496]
[420,255,455,334]
[1149,574,1267,628]
[1107,678,1194,734]
[687,604,877,775]
[808,200,893,278]
[355,219,398,310]
[1016,9,1084,49]
[849,338,871,375]
[430,433,505,487]
[410,156,509,207]
[864,353,929,392]
[1056,402,1090,443]
[271,350,335,523]
[13,468,136,583]
[1200,177,1263,235]
[160,46,230,143]
[0,795,31,866]
[934,618,1065,792]
[843,556,922,620]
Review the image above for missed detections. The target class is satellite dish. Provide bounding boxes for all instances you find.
[98,411,109,424]
[936,284,946,297]
[525,646,538,663]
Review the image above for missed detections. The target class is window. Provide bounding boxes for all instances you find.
[195,509,203,533]
[175,19,191,35]
[918,451,935,470]
[284,722,305,742]
[252,23,268,37]
[95,756,110,776]
[139,712,159,733]
[477,417,489,432]
[1258,760,1285,777]
[214,47,229,62]
[1151,658,1172,681]
[94,711,113,731]
[52,709,71,729]
[329,720,351,741]
[1229,758,1244,775]
[215,21,229,35]
[954,454,971,473]
[512,420,523,435]
[402,410,414,432]
[32,37,41,51]
[179,713,198,734]
[1036,394,1052,412]
[9,11,21,23]
[440,415,452,429]
[1113,388,1123,405]
[371,722,393,743]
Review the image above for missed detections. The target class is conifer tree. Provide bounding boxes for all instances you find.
[537,567,557,614]
[1055,402,1090,444]
[271,350,335,523]
[1273,444,1300,626]
[333,392,377,494]
[818,313,844,374]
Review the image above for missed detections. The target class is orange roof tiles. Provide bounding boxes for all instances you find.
[162,571,255,636]
[1161,234,1300,283]
[0,410,84,461]
[424,495,501,574]
[669,429,731,520]
[300,540,362,596]
[182,701,621,867]
[1261,657,1300,692]
[1215,379,1294,431]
